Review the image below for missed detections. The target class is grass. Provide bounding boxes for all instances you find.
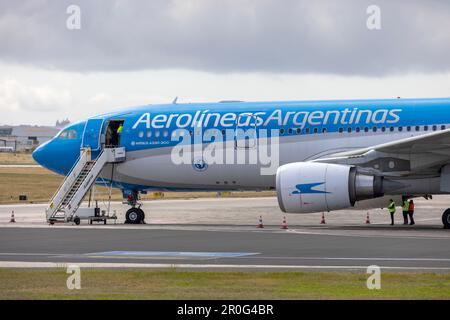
[0,165,275,204]
[0,269,449,299]
[0,152,35,165]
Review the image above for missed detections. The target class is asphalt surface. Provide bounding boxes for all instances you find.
[1,196,450,271]
[0,225,449,271]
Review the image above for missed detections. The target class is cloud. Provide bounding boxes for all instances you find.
[0,79,71,112]
[0,0,449,75]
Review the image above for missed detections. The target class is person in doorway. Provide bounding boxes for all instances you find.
[402,198,410,225]
[388,199,396,225]
[408,199,415,225]
[116,123,123,146]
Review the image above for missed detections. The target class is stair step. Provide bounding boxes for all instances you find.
[47,148,118,221]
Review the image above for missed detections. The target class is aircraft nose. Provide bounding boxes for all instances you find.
[32,142,48,166]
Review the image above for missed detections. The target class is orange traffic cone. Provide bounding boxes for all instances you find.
[320,212,326,224]
[9,210,16,223]
[281,216,288,229]
[257,216,264,228]
[365,212,371,224]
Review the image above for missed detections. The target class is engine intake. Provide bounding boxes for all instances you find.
[276,162,383,213]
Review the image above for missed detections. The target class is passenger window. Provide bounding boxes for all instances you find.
[415,126,420,131]
[288,128,293,134]
[381,127,386,132]
[389,127,394,132]
[424,125,428,131]
[322,128,327,133]
[347,128,352,133]
[442,125,446,130]
[398,127,403,132]
[305,128,310,134]
[313,128,318,134]
[280,128,285,135]
[339,128,343,133]
[296,128,301,134]
[372,127,377,132]
[364,127,369,132]
[355,127,360,133]
[432,125,437,131]
[407,126,411,132]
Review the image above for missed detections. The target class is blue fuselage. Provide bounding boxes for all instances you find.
[32,97,450,192]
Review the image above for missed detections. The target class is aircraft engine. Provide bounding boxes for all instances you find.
[276,162,383,213]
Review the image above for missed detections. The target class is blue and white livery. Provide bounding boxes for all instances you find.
[32,97,450,227]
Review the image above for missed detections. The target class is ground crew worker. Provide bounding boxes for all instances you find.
[388,199,396,225]
[402,198,410,225]
[408,199,415,225]
[116,123,123,145]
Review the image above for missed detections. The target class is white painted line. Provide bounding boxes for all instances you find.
[1,253,449,263]
[286,229,449,240]
[0,261,450,271]
[241,256,450,262]
[0,252,62,256]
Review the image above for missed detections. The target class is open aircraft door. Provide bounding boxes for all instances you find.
[82,119,104,154]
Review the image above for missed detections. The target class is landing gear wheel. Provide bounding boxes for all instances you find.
[442,209,450,229]
[137,208,145,223]
[74,217,81,226]
[125,208,143,224]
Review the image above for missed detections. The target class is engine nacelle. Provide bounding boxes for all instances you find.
[276,162,383,213]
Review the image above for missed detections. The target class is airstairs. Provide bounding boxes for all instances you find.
[46,147,125,223]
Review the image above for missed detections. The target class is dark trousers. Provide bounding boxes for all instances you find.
[390,213,395,225]
[403,211,409,224]
[408,211,415,225]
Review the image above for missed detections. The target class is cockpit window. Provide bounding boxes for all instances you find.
[58,129,77,139]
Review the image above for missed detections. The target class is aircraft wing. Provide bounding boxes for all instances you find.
[314,128,450,177]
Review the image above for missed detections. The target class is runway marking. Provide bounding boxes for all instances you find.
[1,261,450,271]
[240,256,450,262]
[0,252,63,256]
[286,229,450,240]
[1,253,449,263]
[85,251,260,258]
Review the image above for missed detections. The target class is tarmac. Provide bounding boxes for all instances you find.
[0,196,449,272]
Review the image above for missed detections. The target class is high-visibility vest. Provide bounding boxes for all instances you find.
[402,200,409,212]
[388,201,396,214]
[117,125,123,134]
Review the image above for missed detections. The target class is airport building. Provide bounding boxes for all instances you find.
[0,125,61,152]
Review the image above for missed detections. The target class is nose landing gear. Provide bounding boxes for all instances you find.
[124,190,146,224]
[125,207,145,224]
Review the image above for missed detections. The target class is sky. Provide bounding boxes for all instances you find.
[0,0,450,126]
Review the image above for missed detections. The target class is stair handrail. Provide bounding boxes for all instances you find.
[45,148,91,216]
[63,149,109,219]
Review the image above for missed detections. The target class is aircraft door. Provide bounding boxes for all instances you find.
[82,118,104,151]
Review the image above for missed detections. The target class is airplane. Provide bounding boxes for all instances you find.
[32,97,450,228]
